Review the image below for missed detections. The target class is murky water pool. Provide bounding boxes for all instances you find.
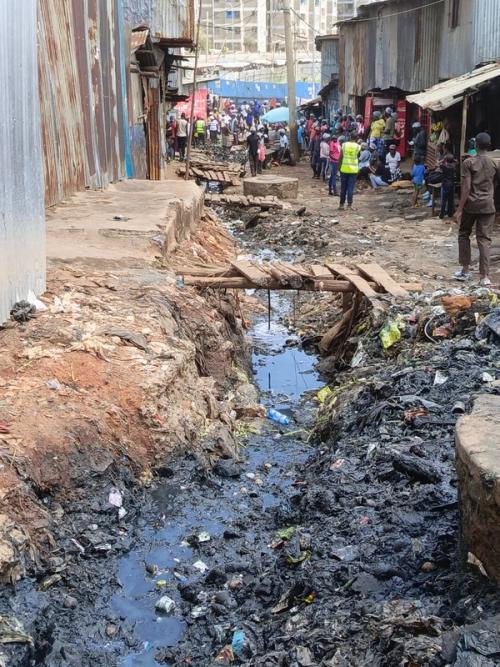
[114,293,321,665]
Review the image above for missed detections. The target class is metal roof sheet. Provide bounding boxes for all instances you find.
[407,62,500,110]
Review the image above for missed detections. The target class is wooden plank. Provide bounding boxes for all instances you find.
[310,264,333,278]
[325,263,378,298]
[356,263,409,297]
[230,259,271,288]
[182,276,356,291]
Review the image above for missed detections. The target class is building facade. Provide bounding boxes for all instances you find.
[200,0,336,55]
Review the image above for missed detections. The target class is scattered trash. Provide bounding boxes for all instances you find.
[192,560,209,573]
[38,574,62,591]
[27,290,47,311]
[276,526,295,540]
[100,327,148,351]
[379,319,401,349]
[215,645,234,664]
[0,615,33,645]
[451,400,466,414]
[198,531,211,543]
[112,214,130,221]
[176,276,185,289]
[155,579,168,589]
[155,595,176,614]
[267,408,289,425]
[108,488,123,508]
[231,629,246,657]
[329,458,345,471]
[10,301,36,322]
[467,552,488,577]
[316,386,333,404]
[476,307,500,340]
[481,371,494,383]
[45,378,61,391]
[433,370,448,386]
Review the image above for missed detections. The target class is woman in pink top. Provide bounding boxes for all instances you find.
[329,136,341,196]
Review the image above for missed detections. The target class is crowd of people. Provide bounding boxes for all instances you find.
[166,99,498,286]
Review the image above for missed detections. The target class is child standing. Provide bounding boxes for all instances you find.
[328,136,340,195]
[411,155,426,207]
[439,153,456,219]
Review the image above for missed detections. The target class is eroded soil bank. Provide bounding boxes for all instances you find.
[2,180,500,666]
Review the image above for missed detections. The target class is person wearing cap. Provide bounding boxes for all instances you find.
[453,132,500,285]
[412,122,427,161]
[385,144,401,182]
[338,132,361,210]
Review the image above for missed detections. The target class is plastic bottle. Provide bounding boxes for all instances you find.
[176,276,185,289]
[267,408,289,425]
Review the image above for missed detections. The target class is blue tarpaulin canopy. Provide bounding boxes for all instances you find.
[210,79,316,102]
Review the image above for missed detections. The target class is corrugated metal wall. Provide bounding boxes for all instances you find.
[0,0,45,323]
[439,0,474,79]
[124,0,194,42]
[319,38,339,88]
[39,0,128,207]
[472,0,500,68]
[340,0,444,100]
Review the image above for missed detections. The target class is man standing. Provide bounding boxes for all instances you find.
[208,115,219,143]
[278,128,289,162]
[176,112,188,160]
[385,144,401,181]
[454,132,500,286]
[194,116,206,147]
[338,132,360,211]
[247,129,259,177]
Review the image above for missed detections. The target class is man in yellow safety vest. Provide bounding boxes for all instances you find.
[339,132,360,211]
[194,116,206,147]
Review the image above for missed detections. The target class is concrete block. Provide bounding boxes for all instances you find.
[456,394,500,582]
[243,175,298,200]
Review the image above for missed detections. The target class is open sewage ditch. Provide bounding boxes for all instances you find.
[1,208,500,667]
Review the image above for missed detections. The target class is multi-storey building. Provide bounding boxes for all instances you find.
[200,0,336,54]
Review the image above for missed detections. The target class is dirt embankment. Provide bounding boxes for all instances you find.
[0,208,253,585]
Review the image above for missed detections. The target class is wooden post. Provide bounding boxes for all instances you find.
[460,95,469,180]
[184,0,203,180]
[283,0,299,165]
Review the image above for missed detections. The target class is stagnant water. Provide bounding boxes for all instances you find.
[113,293,322,666]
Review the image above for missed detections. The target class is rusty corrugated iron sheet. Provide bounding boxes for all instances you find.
[0,0,45,323]
[124,0,194,45]
[39,0,127,207]
[339,0,444,100]
[131,28,149,51]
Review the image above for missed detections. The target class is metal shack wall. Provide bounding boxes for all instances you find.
[0,0,45,323]
[124,0,194,42]
[39,0,127,207]
[320,38,339,88]
[340,0,444,101]
[472,0,500,68]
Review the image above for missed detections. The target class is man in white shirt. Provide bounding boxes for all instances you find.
[176,113,189,160]
[278,129,289,162]
[209,116,219,143]
[385,144,401,181]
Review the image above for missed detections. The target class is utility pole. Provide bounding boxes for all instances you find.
[283,0,299,164]
[184,0,203,180]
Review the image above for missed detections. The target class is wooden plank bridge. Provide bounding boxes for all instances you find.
[179,260,420,299]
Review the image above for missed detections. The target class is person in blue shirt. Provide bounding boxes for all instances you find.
[297,122,305,155]
[411,155,426,207]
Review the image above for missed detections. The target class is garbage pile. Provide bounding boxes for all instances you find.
[157,291,500,666]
